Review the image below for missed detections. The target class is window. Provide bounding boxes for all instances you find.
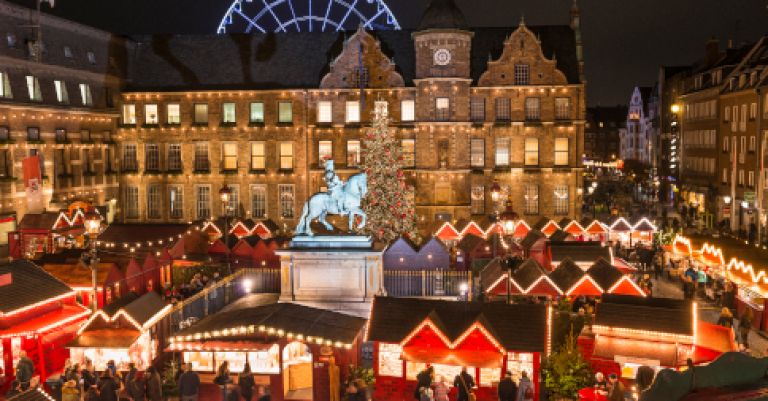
[470,138,485,168]
[169,186,183,219]
[401,100,415,122]
[725,106,731,121]
[145,104,159,124]
[122,144,137,171]
[553,185,569,215]
[0,72,11,99]
[87,51,96,64]
[147,185,161,219]
[194,142,210,171]
[346,101,360,123]
[525,98,540,120]
[196,186,211,219]
[54,80,68,103]
[167,104,180,124]
[122,104,136,125]
[63,46,72,58]
[514,64,530,85]
[471,186,485,214]
[250,102,264,123]
[82,148,92,173]
[723,136,729,152]
[740,104,747,132]
[278,101,293,123]
[470,97,485,121]
[6,33,16,48]
[555,98,570,120]
[554,138,569,166]
[401,139,415,168]
[279,142,293,169]
[0,126,7,141]
[79,83,92,106]
[222,102,236,124]
[495,97,511,121]
[167,144,182,171]
[0,149,10,178]
[193,104,208,124]
[750,103,757,120]
[722,168,728,183]
[318,140,332,166]
[435,97,450,121]
[524,185,539,214]
[525,137,539,166]
[250,142,265,170]
[317,101,332,123]
[750,136,756,152]
[224,185,239,214]
[251,185,267,218]
[495,137,510,167]
[347,140,361,167]
[738,170,744,186]
[145,144,160,172]
[749,171,755,187]
[55,129,67,142]
[124,186,139,219]
[279,184,295,218]
[25,76,41,101]
[222,142,238,170]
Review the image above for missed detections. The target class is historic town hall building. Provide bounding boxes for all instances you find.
[2,0,585,233]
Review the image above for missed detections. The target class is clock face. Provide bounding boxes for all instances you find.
[433,48,451,66]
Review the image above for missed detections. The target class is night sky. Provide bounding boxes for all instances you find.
[9,0,767,106]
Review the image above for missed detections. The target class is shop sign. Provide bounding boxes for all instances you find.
[744,192,756,203]
[723,206,731,215]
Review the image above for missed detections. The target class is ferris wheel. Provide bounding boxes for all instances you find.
[217,0,401,33]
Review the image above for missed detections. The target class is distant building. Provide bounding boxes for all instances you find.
[619,86,655,165]
[585,106,626,164]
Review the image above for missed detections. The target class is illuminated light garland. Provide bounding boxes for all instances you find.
[77,303,173,336]
[565,275,604,296]
[171,324,353,349]
[541,220,560,237]
[460,221,485,238]
[398,318,507,352]
[1,291,76,318]
[609,217,633,232]
[726,258,768,286]
[632,217,658,232]
[591,325,694,344]
[51,209,88,230]
[606,276,646,297]
[546,304,553,356]
[562,221,585,236]
[433,221,461,241]
[699,242,725,266]
[672,235,693,256]
[485,273,509,295]
[522,275,563,296]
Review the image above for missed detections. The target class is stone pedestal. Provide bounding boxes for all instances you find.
[276,235,383,317]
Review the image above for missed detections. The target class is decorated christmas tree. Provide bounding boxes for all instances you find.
[360,101,418,243]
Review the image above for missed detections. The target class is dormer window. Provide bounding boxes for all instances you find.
[63,46,72,58]
[514,64,530,85]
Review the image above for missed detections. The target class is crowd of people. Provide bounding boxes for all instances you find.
[162,272,222,304]
[411,366,534,401]
[212,361,271,401]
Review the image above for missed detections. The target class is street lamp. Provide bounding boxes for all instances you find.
[670,104,681,114]
[490,180,501,204]
[219,184,233,275]
[83,210,102,312]
[499,197,519,236]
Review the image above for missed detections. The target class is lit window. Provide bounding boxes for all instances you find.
[167,104,180,124]
[122,104,136,125]
[25,75,41,101]
[346,101,360,123]
[555,98,570,120]
[251,185,267,218]
[470,138,484,168]
[79,84,92,106]
[471,186,485,214]
[554,138,569,166]
[55,128,66,142]
[495,97,511,121]
[145,104,159,124]
[147,184,161,219]
[401,100,415,122]
[553,185,569,215]
[525,98,540,120]
[279,184,295,218]
[318,140,332,166]
[435,98,450,121]
[193,103,208,124]
[194,142,210,171]
[250,102,264,123]
[54,80,68,103]
[250,142,265,170]
[317,101,332,123]
[124,186,139,219]
[145,143,159,171]
[167,144,182,171]
[524,185,539,214]
[525,137,539,166]
[280,142,293,169]
[0,72,12,99]
[222,102,236,124]
[278,101,293,123]
[401,139,415,167]
[121,144,137,171]
[222,142,238,170]
[514,64,530,85]
[347,140,361,167]
[169,185,183,219]
[495,137,510,167]
[196,186,211,219]
[223,185,239,214]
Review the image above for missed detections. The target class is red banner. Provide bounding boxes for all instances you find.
[22,155,44,212]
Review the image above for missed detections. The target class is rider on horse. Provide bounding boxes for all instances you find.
[324,160,344,214]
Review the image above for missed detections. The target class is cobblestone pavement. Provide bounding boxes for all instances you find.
[651,276,768,357]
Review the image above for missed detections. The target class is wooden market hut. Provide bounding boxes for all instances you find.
[383,237,419,270]
[547,241,612,271]
[510,258,561,297]
[456,234,492,271]
[433,221,461,244]
[549,258,602,297]
[521,230,547,265]
[586,258,645,297]
[415,237,451,270]
[584,220,609,243]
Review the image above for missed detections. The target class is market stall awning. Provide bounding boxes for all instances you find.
[166,340,275,352]
[592,336,680,367]
[402,346,503,369]
[0,304,89,338]
[67,328,141,349]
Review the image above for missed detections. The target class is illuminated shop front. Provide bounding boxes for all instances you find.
[168,301,366,401]
[367,297,550,401]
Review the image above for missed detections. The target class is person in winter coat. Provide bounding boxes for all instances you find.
[739,308,754,349]
[607,373,625,401]
[453,367,475,401]
[128,371,147,401]
[98,370,119,401]
[146,366,163,401]
[177,363,201,401]
[15,351,34,390]
[82,360,98,390]
[238,363,256,401]
[105,360,117,378]
[433,375,450,401]
[84,386,100,401]
[717,307,734,329]
[214,361,232,401]
[414,367,434,401]
[497,371,517,401]
[516,371,533,401]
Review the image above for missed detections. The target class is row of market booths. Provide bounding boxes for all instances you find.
[667,234,768,333]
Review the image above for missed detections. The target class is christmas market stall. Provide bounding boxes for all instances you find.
[67,292,172,371]
[432,222,461,245]
[383,237,419,270]
[367,297,550,401]
[607,218,633,247]
[415,237,451,270]
[167,299,367,401]
[548,259,602,297]
[509,258,561,297]
[579,295,737,382]
[39,256,124,309]
[547,241,612,271]
[0,260,91,387]
[584,220,609,244]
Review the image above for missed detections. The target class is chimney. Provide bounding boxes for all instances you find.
[705,37,720,65]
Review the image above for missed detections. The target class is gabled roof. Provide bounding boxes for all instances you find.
[511,258,548,290]
[387,236,419,254]
[521,230,546,250]
[367,297,547,352]
[548,258,584,292]
[548,229,572,242]
[586,258,624,291]
[122,292,167,327]
[550,241,611,264]
[596,295,694,336]
[0,260,73,314]
[18,212,61,230]
[458,234,487,253]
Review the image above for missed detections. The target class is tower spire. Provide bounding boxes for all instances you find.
[570,0,585,82]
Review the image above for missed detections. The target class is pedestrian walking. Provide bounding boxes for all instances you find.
[214,361,232,401]
[607,373,624,401]
[128,371,147,401]
[414,366,434,401]
[717,307,734,329]
[178,363,201,401]
[238,363,256,401]
[739,308,754,349]
[453,367,475,401]
[497,371,517,401]
[14,350,34,390]
[146,367,163,401]
[98,370,119,401]
[516,371,533,401]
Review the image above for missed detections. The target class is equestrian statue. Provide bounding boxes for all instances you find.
[295,160,367,236]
